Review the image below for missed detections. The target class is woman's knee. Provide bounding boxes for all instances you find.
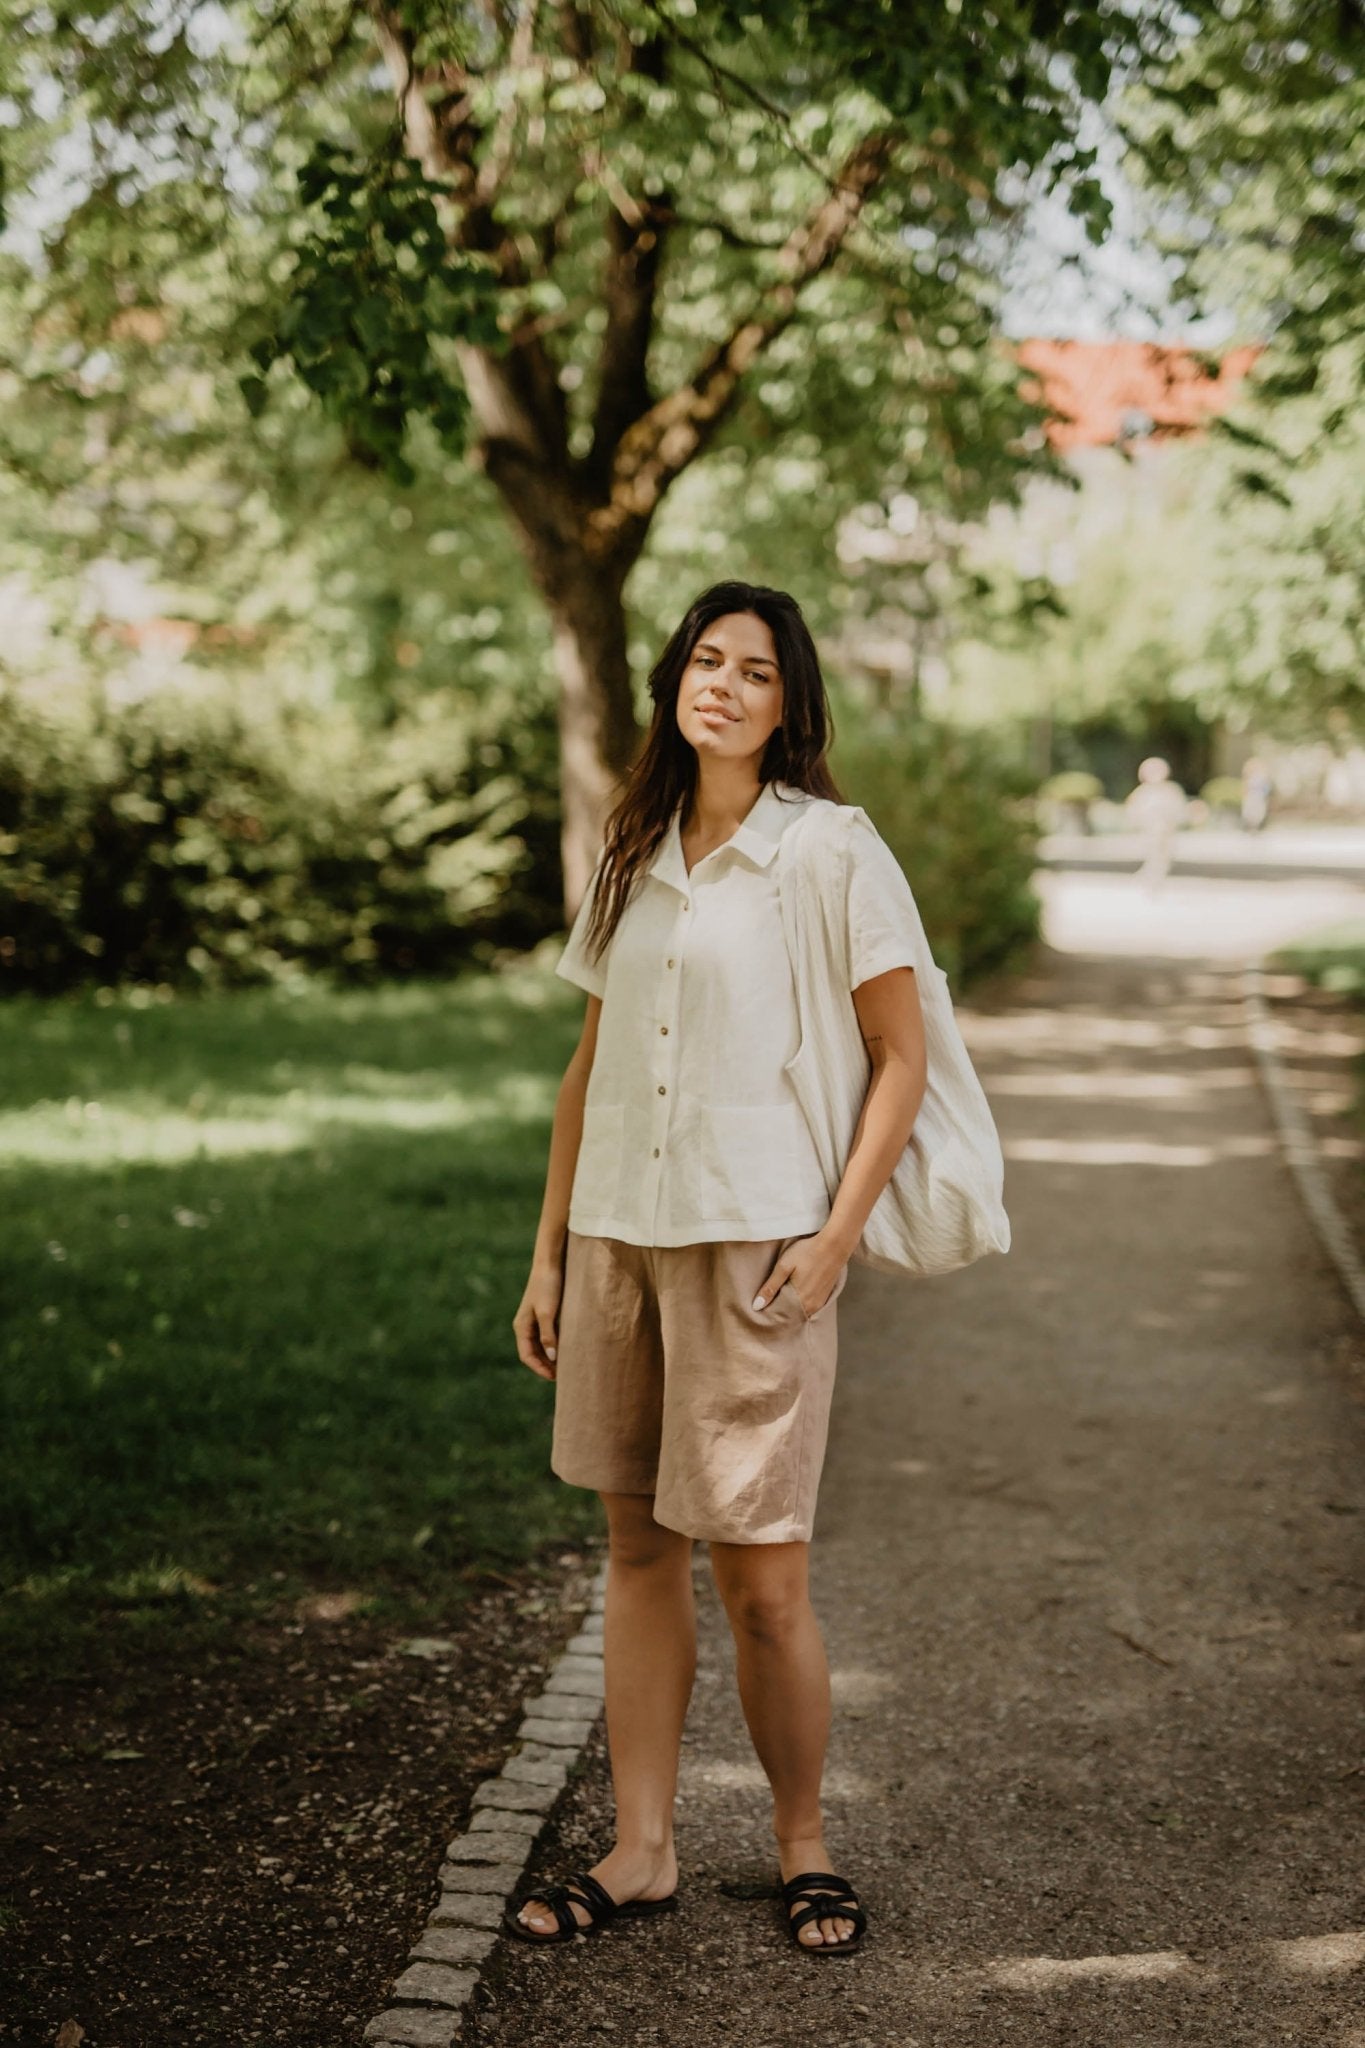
[709,1542,811,1640]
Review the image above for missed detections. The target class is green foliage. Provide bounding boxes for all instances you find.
[244,140,503,484]
[6,0,1361,804]
[1199,776,1244,811]
[676,0,1125,235]
[1270,920,1365,1001]
[1114,0,1365,738]
[1126,1,1365,405]
[949,433,1269,756]
[1199,349,1365,739]
[0,681,561,994]
[0,0,1229,556]
[832,722,1042,983]
[1039,770,1102,804]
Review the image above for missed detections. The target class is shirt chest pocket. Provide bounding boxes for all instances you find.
[690,1100,812,1225]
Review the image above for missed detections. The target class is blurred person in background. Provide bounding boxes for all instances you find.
[1241,755,1274,833]
[1125,756,1188,891]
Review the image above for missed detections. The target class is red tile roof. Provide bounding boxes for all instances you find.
[1016,339,1263,450]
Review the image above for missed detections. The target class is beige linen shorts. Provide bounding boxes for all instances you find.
[550,1229,851,1545]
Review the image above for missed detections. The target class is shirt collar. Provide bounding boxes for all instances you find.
[645,778,802,895]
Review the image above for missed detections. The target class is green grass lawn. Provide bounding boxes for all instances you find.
[0,956,601,1690]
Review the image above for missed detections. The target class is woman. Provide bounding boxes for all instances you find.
[508,581,927,1955]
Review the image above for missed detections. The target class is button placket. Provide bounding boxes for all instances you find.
[648,891,689,1232]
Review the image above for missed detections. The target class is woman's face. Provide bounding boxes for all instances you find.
[677,610,784,769]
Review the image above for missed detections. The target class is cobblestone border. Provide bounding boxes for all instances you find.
[359,1558,609,2048]
[1243,958,1365,1324]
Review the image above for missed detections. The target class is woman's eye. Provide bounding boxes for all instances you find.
[692,654,770,681]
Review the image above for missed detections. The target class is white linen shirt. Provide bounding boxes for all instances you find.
[554,777,920,1247]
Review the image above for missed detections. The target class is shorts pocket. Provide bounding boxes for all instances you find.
[693,1100,809,1225]
[573,1101,626,1216]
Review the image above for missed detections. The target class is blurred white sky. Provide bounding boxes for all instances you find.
[997,98,1235,347]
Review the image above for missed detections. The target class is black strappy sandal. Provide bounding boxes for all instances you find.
[502,1868,679,1944]
[779,1869,868,1955]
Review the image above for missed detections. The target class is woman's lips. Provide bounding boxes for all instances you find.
[698,705,736,724]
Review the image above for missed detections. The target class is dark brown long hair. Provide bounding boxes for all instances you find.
[578,581,846,967]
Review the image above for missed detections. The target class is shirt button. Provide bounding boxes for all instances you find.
[657,1084,666,1095]
[659,1025,668,1035]
[652,1146,660,1158]
[667,958,675,968]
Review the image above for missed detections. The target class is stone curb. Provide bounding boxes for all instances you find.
[1243,958,1365,1324]
[360,1558,608,2047]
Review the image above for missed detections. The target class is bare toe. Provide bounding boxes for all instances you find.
[518,1894,576,1935]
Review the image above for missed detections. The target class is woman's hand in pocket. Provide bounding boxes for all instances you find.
[753,1229,849,1319]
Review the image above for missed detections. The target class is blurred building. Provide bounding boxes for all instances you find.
[1014,339,1262,453]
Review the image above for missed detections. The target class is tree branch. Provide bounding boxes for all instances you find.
[368,0,569,472]
[473,0,543,209]
[590,127,897,556]
[669,211,792,253]
[553,0,595,66]
[638,0,864,208]
[580,27,672,492]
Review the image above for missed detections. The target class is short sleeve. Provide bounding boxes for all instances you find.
[555,854,610,999]
[844,812,932,992]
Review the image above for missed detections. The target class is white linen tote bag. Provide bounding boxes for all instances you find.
[774,795,1012,1279]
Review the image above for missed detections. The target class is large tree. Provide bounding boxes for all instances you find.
[5,1,1360,899]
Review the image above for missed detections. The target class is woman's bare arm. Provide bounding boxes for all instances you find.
[532,994,602,1265]
[755,966,927,1313]
[514,994,603,1377]
[824,965,928,1256]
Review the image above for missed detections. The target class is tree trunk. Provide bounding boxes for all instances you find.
[545,563,641,913]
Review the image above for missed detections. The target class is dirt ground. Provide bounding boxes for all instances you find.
[0,1561,602,2048]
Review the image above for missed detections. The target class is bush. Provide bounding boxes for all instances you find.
[1039,771,1104,805]
[1200,776,1245,813]
[0,679,562,993]
[832,722,1042,985]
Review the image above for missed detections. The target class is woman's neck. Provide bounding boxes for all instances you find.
[682,765,766,839]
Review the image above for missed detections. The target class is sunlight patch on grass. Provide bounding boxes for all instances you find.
[10,1560,217,1606]
[0,1071,558,1167]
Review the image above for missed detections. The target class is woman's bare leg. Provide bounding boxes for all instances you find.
[708,1538,857,1947]
[514,1493,696,1933]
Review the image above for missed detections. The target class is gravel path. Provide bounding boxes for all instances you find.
[463,911,1365,2048]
